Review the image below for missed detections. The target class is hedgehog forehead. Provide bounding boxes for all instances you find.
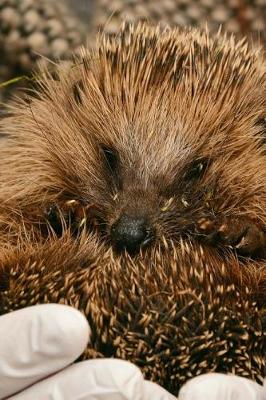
[83,80,245,165]
[67,73,257,184]
[116,122,194,180]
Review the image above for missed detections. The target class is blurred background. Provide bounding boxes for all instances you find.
[0,0,265,102]
[92,0,265,36]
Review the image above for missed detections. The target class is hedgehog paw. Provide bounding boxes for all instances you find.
[45,200,99,237]
[217,218,266,257]
[45,200,84,236]
[196,216,266,257]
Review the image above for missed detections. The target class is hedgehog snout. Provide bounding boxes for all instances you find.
[110,214,154,253]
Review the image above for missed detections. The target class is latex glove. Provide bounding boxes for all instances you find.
[0,304,175,400]
[179,373,266,400]
[0,305,264,400]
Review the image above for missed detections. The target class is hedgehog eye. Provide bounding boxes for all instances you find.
[185,158,209,181]
[101,145,119,174]
[101,145,122,188]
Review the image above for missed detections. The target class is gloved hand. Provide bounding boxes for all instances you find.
[0,305,265,400]
[179,373,266,400]
[0,304,175,400]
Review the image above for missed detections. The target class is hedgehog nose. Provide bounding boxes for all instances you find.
[111,215,153,253]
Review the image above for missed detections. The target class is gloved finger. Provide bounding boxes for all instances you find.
[0,304,90,399]
[178,373,265,400]
[9,359,176,400]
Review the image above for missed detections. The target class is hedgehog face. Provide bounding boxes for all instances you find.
[90,100,266,256]
[1,24,265,257]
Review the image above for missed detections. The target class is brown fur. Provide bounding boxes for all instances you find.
[0,24,265,395]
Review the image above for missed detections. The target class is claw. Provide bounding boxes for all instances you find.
[196,215,266,258]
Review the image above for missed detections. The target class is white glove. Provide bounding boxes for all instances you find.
[179,373,266,400]
[0,305,265,400]
[0,304,175,400]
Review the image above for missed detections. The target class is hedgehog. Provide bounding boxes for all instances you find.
[0,23,265,396]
